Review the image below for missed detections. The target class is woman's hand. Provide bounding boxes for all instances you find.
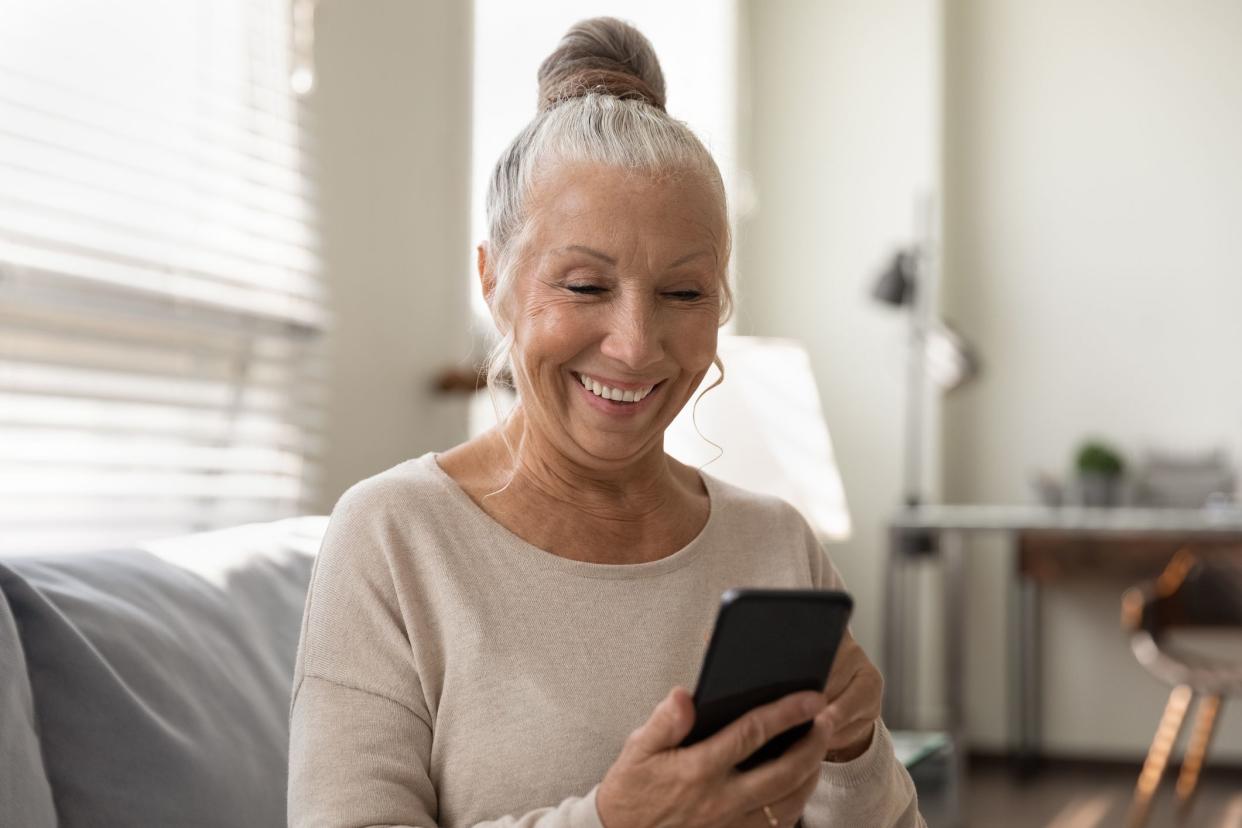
[819,631,884,763]
[597,686,832,828]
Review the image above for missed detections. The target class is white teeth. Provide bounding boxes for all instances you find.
[576,373,655,403]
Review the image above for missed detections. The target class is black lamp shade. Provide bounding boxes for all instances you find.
[872,250,915,307]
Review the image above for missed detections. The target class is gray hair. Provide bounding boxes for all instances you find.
[482,17,733,416]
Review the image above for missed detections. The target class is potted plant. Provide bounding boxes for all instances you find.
[1075,440,1126,507]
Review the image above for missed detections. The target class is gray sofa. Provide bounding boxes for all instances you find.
[0,516,327,828]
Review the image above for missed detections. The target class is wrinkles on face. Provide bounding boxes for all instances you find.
[501,162,728,483]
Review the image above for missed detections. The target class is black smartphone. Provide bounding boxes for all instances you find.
[680,588,854,770]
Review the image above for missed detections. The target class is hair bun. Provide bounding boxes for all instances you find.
[537,17,667,113]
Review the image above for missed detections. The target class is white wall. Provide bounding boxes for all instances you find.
[737,0,941,664]
[944,0,1242,758]
[311,0,474,510]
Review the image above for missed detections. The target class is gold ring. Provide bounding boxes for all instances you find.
[762,804,779,827]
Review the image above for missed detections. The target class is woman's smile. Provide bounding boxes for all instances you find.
[571,370,666,416]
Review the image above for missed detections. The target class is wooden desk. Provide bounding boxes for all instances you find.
[883,505,1242,777]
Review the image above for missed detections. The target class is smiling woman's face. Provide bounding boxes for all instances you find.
[494,163,727,469]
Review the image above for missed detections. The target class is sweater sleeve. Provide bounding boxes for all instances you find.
[287,486,606,828]
[288,676,605,828]
[800,520,926,828]
[800,719,926,828]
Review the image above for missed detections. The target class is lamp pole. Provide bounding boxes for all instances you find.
[903,194,938,508]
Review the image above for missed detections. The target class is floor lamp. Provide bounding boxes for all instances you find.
[872,246,980,509]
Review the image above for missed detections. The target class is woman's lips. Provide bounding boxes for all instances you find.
[572,371,665,413]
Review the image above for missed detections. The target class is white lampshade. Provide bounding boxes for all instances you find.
[664,335,851,541]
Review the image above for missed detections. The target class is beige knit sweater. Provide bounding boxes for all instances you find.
[288,453,923,827]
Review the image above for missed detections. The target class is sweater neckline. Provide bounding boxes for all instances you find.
[421,452,718,580]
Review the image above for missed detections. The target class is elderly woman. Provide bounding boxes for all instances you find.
[288,17,923,828]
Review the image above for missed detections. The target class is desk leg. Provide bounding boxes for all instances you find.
[941,530,967,826]
[1009,535,1042,777]
[941,531,966,733]
[884,526,910,728]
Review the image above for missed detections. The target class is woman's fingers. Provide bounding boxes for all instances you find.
[821,631,865,697]
[824,666,881,732]
[695,690,825,769]
[820,642,884,760]
[733,706,833,806]
[738,755,822,828]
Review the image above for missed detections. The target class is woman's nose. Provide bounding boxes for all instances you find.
[599,298,664,371]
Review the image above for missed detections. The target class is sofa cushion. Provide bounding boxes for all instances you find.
[0,516,327,828]
[0,590,58,828]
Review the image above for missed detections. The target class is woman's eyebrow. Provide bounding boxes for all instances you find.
[666,250,713,269]
[551,245,617,265]
[550,246,713,270]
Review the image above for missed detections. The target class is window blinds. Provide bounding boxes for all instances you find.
[0,0,328,554]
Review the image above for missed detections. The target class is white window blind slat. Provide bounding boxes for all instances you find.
[0,62,314,171]
[1,0,328,555]
[0,500,305,529]
[0,133,317,250]
[3,470,308,499]
[0,96,316,211]
[0,195,320,295]
[0,361,309,413]
[0,431,313,476]
[0,313,330,388]
[0,310,327,366]
[0,196,320,295]
[2,1,307,130]
[1,252,327,331]
[0,393,325,451]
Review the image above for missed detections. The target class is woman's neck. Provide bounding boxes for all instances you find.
[442,414,708,564]
[500,417,678,520]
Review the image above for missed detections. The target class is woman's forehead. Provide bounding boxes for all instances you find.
[525,164,726,259]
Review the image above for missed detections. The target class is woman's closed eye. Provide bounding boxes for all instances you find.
[560,282,710,302]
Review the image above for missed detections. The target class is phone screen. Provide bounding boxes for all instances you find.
[680,588,853,770]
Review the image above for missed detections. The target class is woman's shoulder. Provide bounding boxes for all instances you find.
[699,471,843,589]
[297,455,446,704]
[331,452,447,520]
[699,468,812,537]
[314,452,466,574]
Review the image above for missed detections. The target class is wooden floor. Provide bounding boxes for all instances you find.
[963,762,1242,828]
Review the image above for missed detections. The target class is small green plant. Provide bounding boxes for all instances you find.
[1075,441,1125,477]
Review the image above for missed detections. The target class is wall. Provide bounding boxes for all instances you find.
[311,0,474,511]
[737,0,941,665]
[944,0,1242,758]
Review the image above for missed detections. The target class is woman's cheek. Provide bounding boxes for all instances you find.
[679,316,718,366]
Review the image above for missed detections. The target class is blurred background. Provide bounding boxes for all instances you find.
[3,1,1241,825]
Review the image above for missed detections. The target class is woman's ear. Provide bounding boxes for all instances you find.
[477,242,496,306]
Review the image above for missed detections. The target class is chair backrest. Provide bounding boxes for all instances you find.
[1144,549,1242,632]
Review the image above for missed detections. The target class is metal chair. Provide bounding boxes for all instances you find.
[1121,548,1242,827]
